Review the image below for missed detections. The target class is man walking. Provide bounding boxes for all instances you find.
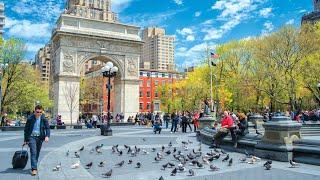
[23,105,50,176]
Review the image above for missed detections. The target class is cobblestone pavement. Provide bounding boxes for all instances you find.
[0,126,319,180]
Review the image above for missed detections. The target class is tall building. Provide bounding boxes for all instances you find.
[302,0,320,24]
[314,0,320,11]
[35,44,52,84]
[0,3,5,36]
[65,0,117,22]
[141,27,175,71]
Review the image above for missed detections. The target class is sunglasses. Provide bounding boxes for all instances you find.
[36,111,42,114]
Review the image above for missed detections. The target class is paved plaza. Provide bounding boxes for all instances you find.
[0,126,320,180]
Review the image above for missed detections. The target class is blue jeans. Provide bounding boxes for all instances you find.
[165,121,169,129]
[171,122,177,132]
[28,136,43,170]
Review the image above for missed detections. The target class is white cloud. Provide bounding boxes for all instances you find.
[5,18,51,39]
[177,28,193,36]
[205,0,267,41]
[25,43,45,52]
[176,28,195,41]
[262,21,274,34]
[286,19,295,25]
[173,0,183,5]
[195,11,201,17]
[112,0,135,12]
[186,35,195,41]
[259,8,273,18]
[176,43,216,66]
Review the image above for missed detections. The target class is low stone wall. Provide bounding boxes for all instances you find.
[1,126,25,131]
[198,128,320,165]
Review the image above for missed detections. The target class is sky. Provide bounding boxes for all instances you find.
[1,0,314,67]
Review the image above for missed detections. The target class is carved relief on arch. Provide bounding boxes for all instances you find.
[126,56,138,77]
[63,51,75,73]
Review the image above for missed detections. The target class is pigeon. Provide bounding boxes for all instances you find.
[196,161,204,168]
[188,140,193,144]
[102,169,112,178]
[98,161,106,167]
[168,141,172,147]
[265,163,272,170]
[210,165,220,171]
[189,160,198,166]
[66,150,69,157]
[188,169,195,176]
[289,160,299,168]
[52,162,61,171]
[239,156,247,163]
[221,149,227,154]
[75,152,80,158]
[214,148,220,153]
[256,129,262,135]
[162,163,168,170]
[90,148,95,154]
[181,141,188,145]
[173,147,177,153]
[154,156,161,162]
[161,146,165,152]
[136,162,141,168]
[159,176,164,180]
[142,150,149,155]
[170,168,177,176]
[115,161,125,167]
[168,162,175,168]
[213,153,221,160]
[228,158,233,166]
[142,138,146,141]
[71,161,80,169]
[79,146,84,151]
[184,146,189,151]
[244,150,251,157]
[178,164,186,172]
[85,162,93,169]
[119,151,123,156]
[263,160,272,167]
[127,147,132,154]
[128,159,133,164]
[165,150,171,155]
[152,148,156,152]
[124,144,129,149]
[202,157,210,165]
[222,154,229,162]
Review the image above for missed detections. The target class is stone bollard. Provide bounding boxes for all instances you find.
[249,114,264,129]
[198,115,216,131]
[254,115,302,161]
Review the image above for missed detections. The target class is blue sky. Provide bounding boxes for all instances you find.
[1,0,314,67]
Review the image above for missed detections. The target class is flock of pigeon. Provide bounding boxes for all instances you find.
[51,138,300,179]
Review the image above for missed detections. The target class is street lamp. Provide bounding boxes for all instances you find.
[0,63,8,115]
[100,62,118,136]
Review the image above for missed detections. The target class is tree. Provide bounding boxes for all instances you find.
[63,82,79,125]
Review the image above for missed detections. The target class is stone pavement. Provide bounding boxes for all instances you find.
[0,126,320,180]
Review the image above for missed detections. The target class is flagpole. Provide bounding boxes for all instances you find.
[210,53,213,115]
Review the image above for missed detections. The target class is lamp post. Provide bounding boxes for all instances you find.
[0,63,8,115]
[100,62,118,136]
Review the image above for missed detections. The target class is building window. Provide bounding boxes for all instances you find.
[147,72,150,77]
[155,91,158,98]
[140,72,143,76]
[139,103,143,110]
[147,91,151,97]
[155,80,158,86]
[139,81,143,87]
[147,80,151,87]
[139,91,143,97]
[147,103,151,110]
[154,102,160,111]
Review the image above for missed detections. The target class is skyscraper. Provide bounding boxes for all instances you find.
[65,0,117,22]
[314,0,320,11]
[0,3,5,36]
[141,27,175,71]
[302,0,320,24]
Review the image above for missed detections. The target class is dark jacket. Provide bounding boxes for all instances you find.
[237,119,248,136]
[24,114,50,142]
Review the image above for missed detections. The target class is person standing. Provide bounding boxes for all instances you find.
[23,105,50,176]
[0,113,7,127]
[163,113,170,129]
[170,112,178,133]
[181,112,188,133]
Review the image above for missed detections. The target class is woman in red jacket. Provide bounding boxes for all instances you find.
[193,111,200,132]
[210,111,235,148]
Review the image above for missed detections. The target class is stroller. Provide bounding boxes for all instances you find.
[153,121,162,134]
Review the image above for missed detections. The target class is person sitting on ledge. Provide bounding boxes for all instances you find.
[210,111,236,148]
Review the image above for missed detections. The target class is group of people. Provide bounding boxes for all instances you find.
[211,111,248,148]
